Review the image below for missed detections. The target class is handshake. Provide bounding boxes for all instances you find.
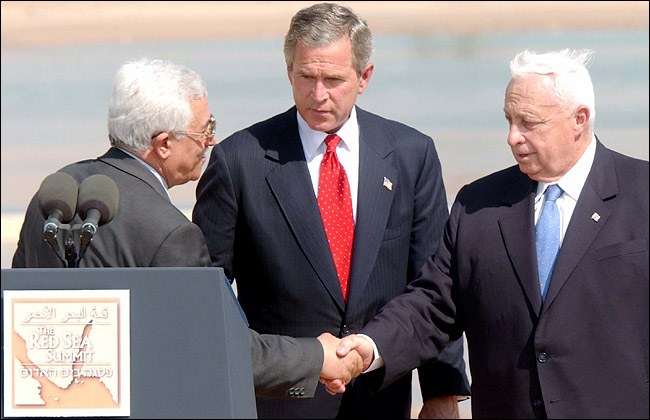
[316,333,375,395]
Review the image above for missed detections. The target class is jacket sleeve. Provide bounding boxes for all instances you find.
[150,222,212,267]
[410,138,470,398]
[249,329,323,399]
[193,144,238,276]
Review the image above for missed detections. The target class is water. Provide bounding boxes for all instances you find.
[2,30,649,268]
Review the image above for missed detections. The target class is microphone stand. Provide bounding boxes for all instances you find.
[48,223,82,268]
[64,226,79,268]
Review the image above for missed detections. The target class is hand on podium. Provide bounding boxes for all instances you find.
[316,333,363,392]
[319,333,374,395]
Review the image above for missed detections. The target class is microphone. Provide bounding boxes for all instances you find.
[37,172,79,260]
[77,174,120,259]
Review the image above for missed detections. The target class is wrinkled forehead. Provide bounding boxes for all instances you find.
[504,75,559,110]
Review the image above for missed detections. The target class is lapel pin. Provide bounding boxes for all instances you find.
[591,212,600,222]
[383,177,393,191]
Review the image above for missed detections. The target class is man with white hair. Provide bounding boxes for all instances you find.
[13,58,216,268]
[330,49,649,418]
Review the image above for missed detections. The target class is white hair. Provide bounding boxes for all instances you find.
[107,58,207,152]
[510,49,596,132]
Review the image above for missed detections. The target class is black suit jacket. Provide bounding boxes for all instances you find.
[361,139,649,418]
[194,106,469,418]
[13,148,211,268]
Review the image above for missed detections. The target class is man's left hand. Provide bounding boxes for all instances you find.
[418,395,460,419]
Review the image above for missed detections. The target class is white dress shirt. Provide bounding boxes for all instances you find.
[297,107,360,222]
[534,135,596,244]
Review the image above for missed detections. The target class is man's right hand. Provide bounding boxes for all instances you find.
[320,334,375,395]
[317,333,363,390]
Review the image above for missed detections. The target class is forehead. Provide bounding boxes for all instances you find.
[293,38,354,70]
[504,75,559,113]
[188,97,210,124]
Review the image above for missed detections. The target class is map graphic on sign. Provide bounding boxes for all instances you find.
[3,290,130,417]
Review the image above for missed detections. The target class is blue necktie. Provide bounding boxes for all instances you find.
[536,184,563,302]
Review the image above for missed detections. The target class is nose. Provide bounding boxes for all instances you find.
[507,123,525,147]
[311,79,328,103]
[201,132,216,148]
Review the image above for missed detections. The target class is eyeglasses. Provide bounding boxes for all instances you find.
[173,115,216,140]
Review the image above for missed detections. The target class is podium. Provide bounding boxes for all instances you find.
[1,267,257,419]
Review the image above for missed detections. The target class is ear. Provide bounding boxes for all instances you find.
[358,62,374,94]
[287,65,294,85]
[152,132,172,160]
[574,105,590,136]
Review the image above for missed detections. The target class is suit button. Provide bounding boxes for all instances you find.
[299,388,305,396]
[288,388,295,397]
[537,352,548,363]
[341,324,350,335]
[533,399,543,409]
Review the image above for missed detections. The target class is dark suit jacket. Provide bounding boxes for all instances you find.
[12,147,328,399]
[193,106,470,418]
[12,147,212,268]
[361,139,649,419]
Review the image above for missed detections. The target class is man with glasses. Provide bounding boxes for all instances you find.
[13,58,216,268]
[12,57,363,399]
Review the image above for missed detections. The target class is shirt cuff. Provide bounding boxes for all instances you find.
[357,334,385,372]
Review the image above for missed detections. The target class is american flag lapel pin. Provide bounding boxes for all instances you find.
[591,212,600,222]
[383,177,393,191]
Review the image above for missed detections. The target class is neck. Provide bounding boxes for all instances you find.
[138,148,171,187]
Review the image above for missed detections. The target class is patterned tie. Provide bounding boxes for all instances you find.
[318,134,354,302]
[536,184,563,302]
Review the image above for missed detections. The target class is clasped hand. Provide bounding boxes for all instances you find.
[317,333,375,395]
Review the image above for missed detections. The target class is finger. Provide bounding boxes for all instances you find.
[325,383,346,395]
[336,335,358,357]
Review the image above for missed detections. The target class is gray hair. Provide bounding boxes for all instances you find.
[284,3,373,77]
[510,49,596,132]
[108,58,207,153]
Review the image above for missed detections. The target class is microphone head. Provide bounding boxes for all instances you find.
[77,174,120,225]
[37,172,79,223]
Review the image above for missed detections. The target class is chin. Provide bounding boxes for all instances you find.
[306,117,334,132]
[517,163,536,177]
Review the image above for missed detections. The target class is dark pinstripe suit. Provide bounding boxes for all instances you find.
[193,106,469,418]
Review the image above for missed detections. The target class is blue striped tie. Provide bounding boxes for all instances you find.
[536,184,563,302]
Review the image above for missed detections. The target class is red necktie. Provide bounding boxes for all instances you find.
[318,134,354,302]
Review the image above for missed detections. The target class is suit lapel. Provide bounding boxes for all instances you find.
[264,111,346,310]
[347,116,397,306]
[542,140,616,311]
[498,173,542,315]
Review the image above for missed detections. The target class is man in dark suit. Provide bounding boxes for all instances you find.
[331,49,649,418]
[193,3,469,418]
[12,58,216,269]
[11,58,362,399]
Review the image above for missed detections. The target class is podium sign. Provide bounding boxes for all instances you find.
[3,289,130,417]
[1,268,257,419]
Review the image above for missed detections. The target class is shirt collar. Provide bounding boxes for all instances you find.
[118,147,170,194]
[298,106,359,162]
[536,134,597,202]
